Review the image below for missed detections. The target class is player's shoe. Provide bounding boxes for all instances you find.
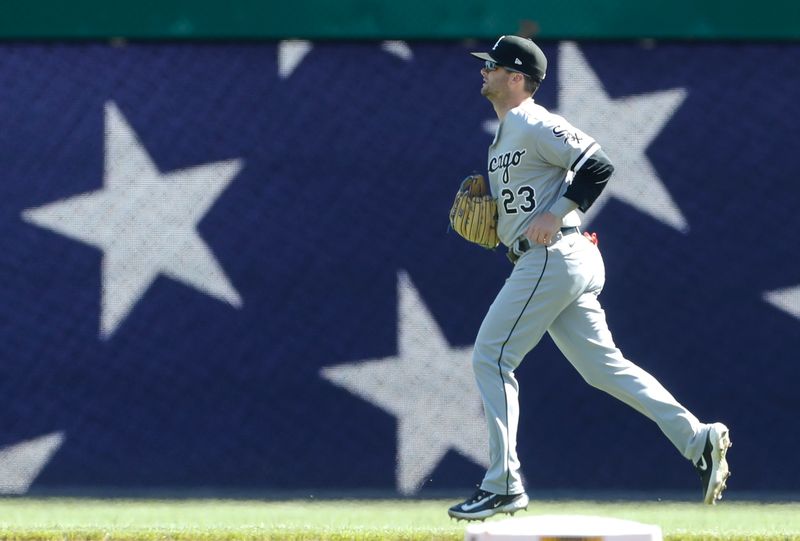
[448,489,529,521]
[695,422,732,504]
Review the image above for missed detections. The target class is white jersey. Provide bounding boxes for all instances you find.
[487,97,600,247]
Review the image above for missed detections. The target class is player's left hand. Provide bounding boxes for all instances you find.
[525,212,562,245]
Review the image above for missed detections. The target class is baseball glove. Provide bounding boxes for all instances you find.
[448,174,499,250]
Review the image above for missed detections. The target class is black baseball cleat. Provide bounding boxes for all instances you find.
[695,422,732,504]
[448,489,529,521]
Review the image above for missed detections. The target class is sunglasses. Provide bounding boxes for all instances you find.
[484,59,527,76]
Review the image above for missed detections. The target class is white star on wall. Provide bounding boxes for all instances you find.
[22,101,243,339]
[381,41,414,61]
[320,271,488,495]
[484,42,689,232]
[0,432,64,494]
[764,285,800,320]
[278,40,413,79]
[278,40,313,79]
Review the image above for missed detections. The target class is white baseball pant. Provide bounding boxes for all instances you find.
[472,229,709,495]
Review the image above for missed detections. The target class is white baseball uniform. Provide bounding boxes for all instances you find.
[474,97,710,495]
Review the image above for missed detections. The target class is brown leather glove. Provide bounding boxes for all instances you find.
[448,174,499,250]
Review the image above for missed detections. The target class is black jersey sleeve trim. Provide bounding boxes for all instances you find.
[570,142,599,172]
[564,148,615,213]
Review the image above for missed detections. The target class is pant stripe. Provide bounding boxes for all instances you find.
[495,248,548,494]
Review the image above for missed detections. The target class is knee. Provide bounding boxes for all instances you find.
[580,372,603,391]
[472,339,524,376]
[472,343,495,373]
[575,364,610,392]
[574,354,634,393]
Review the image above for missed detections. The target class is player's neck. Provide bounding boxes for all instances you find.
[491,95,528,121]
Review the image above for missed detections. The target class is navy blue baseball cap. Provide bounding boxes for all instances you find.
[471,35,547,82]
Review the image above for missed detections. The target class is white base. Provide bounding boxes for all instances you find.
[465,514,662,541]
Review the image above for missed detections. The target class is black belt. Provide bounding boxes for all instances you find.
[507,226,580,264]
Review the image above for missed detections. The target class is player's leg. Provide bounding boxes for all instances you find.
[449,248,571,520]
[547,289,731,502]
[548,291,706,456]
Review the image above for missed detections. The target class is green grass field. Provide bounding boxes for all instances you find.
[1,498,799,541]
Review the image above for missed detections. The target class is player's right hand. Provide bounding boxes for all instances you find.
[525,212,562,245]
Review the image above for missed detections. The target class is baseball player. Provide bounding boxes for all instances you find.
[447,36,731,521]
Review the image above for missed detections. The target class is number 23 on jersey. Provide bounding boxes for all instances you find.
[501,185,536,214]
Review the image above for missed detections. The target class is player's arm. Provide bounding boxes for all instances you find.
[549,147,614,217]
[527,148,614,245]
[563,148,614,213]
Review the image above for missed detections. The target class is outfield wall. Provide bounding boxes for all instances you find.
[2,0,799,39]
[0,39,798,496]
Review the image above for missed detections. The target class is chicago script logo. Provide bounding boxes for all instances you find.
[553,125,583,145]
[489,149,526,184]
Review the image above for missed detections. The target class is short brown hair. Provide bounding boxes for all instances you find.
[524,76,541,96]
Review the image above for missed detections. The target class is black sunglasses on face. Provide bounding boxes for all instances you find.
[484,59,527,77]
